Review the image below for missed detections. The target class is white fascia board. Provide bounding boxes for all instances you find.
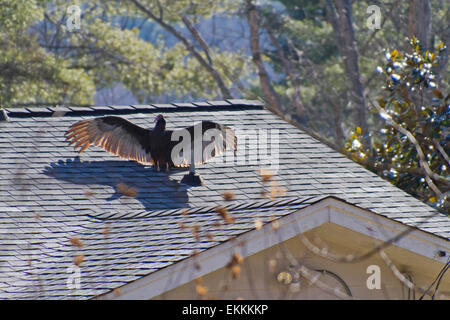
[96,197,449,300]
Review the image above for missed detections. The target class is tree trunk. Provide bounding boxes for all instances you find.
[246,1,284,117]
[266,30,305,118]
[408,0,431,49]
[326,0,368,135]
[434,30,449,90]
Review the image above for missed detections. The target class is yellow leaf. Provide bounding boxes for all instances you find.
[428,196,437,203]
[356,126,362,135]
[391,49,398,59]
[430,53,435,62]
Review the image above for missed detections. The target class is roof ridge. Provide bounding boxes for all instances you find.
[87,195,325,220]
[3,99,264,119]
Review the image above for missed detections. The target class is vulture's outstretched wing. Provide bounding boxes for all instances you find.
[65,116,154,165]
[169,121,237,167]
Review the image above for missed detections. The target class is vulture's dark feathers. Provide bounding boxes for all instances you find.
[64,114,237,171]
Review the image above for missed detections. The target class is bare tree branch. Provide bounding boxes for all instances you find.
[128,0,232,99]
[182,15,213,65]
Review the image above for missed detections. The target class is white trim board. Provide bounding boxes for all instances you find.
[95,196,450,300]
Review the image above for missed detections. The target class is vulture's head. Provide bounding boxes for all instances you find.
[153,114,166,131]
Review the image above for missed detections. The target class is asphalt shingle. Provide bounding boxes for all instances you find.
[0,100,449,299]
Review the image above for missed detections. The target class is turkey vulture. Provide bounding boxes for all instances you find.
[64,114,237,172]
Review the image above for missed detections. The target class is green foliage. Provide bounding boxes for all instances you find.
[0,0,250,107]
[0,0,95,106]
[346,39,449,213]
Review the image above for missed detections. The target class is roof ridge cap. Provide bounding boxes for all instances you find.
[4,99,264,118]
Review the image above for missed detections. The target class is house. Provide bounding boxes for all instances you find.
[0,100,449,300]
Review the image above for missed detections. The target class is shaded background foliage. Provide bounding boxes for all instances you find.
[0,0,448,212]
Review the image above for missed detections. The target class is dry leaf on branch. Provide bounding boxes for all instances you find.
[227,252,244,279]
[116,182,138,198]
[195,277,208,296]
[74,254,85,266]
[231,265,241,279]
[84,189,94,198]
[196,284,208,296]
[113,288,121,297]
[215,206,235,224]
[102,226,110,236]
[191,224,201,242]
[258,168,274,182]
[227,252,244,267]
[254,219,263,230]
[222,191,235,201]
[69,237,84,248]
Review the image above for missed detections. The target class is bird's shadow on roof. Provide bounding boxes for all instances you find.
[43,157,190,211]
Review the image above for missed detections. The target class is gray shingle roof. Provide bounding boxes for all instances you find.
[1,100,449,299]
